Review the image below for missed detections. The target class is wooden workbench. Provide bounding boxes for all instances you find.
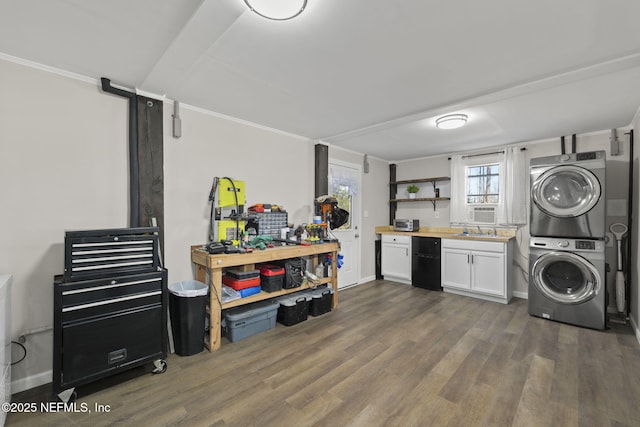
[191,242,340,351]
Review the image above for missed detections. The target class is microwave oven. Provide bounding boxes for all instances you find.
[393,219,419,232]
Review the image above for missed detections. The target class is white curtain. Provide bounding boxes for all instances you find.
[329,165,359,196]
[497,146,527,225]
[449,155,467,223]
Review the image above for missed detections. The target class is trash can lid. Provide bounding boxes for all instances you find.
[169,280,208,297]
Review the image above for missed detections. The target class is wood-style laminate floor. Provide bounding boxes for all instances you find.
[7,280,640,427]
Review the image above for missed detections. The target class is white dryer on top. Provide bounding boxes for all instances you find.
[530,151,605,239]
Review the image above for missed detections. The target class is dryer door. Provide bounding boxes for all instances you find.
[531,165,601,218]
[531,251,601,304]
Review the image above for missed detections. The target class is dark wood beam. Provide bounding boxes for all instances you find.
[137,96,164,261]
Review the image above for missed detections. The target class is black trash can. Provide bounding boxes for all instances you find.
[169,280,208,356]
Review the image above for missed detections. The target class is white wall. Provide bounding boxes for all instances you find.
[395,154,451,228]
[163,106,316,286]
[0,57,318,392]
[1,59,131,392]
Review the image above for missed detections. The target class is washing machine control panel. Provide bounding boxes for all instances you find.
[576,151,599,161]
[531,237,604,253]
[575,240,596,250]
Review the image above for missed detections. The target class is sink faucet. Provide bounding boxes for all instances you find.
[476,225,482,235]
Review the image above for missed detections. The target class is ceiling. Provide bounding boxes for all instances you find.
[2,0,640,161]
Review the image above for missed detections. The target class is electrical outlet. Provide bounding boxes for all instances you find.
[434,211,440,218]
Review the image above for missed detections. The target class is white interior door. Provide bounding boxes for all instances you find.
[328,160,361,289]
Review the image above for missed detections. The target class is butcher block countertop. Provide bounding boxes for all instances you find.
[375,226,515,243]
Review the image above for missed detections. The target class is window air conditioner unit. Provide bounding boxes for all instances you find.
[468,206,496,224]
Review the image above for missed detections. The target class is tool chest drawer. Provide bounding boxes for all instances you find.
[61,304,163,384]
[58,272,164,323]
[64,227,159,282]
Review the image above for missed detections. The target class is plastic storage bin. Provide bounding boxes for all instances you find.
[276,293,310,326]
[169,280,208,356]
[223,300,280,342]
[257,264,285,293]
[306,286,334,316]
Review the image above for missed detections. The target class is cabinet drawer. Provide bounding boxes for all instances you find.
[381,234,411,245]
[441,238,504,253]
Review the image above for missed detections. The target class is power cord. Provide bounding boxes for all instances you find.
[11,341,27,365]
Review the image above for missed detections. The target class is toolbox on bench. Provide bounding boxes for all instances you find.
[225,269,260,280]
[222,275,261,291]
[238,286,261,298]
[256,264,285,293]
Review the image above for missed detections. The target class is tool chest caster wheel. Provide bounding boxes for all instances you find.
[151,359,167,374]
[57,388,77,404]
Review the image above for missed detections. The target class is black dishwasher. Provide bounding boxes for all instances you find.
[411,237,442,290]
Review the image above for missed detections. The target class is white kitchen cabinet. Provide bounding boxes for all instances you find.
[381,234,412,284]
[441,239,512,304]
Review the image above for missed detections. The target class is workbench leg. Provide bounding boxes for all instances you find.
[331,250,339,309]
[196,265,206,283]
[208,268,223,351]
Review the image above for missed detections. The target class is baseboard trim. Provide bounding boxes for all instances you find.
[11,370,51,395]
[359,275,375,284]
[631,315,640,345]
[513,291,528,299]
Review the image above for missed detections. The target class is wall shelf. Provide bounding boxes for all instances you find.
[390,176,450,185]
[389,164,450,220]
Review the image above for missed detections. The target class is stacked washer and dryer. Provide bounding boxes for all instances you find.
[528,151,607,329]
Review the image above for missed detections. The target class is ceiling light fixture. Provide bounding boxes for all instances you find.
[244,0,307,21]
[436,114,468,130]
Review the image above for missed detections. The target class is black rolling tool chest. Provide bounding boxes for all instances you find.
[53,227,167,402]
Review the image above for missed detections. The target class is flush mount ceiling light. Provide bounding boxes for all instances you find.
[436,114,468,130]
[244,0,307,21]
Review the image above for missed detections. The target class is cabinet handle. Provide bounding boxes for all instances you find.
[62,290,161,312]
[471,254,474,264]
[467,254,470,264]
[406,248,408,256]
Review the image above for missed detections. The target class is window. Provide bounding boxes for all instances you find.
[450,148,526,225]
[332,184,352,229]
[466,164,500,204]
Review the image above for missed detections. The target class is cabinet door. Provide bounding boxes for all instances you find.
[381,243,411,281]
[441,249,471,290]
[470,251,505,297]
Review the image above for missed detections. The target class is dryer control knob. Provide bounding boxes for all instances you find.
[558,240,570,248]
[560,154,571,161]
